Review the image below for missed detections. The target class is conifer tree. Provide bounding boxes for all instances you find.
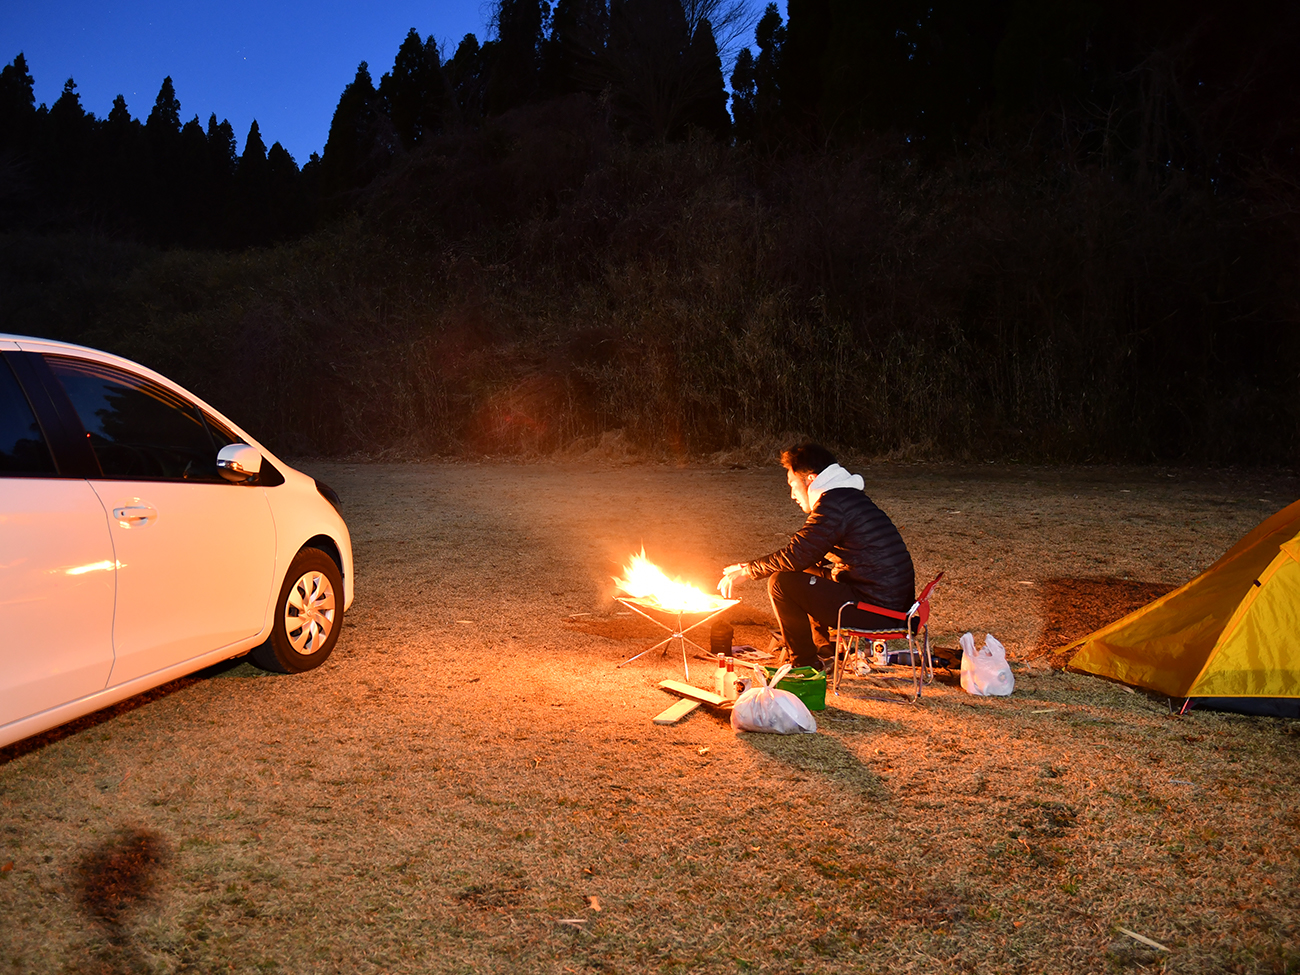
[540,0,609,96]
[175,115,211,244]
[608,0,692,138]
[203,114,238,242]
[143,76,184,239]
[146,76,181,133]
[94,94,145,234]
[0,53,37,151]
[816,0,910,138]
[179,115,208,168]
[107,94,131,127]
[446,34,490,123]
[607,0,729,140]
[231,120,271,244]
[683,19,731,137]
[486,0,546,115]
[48,78,89,138]
[779,0,826,137]
[319,62,385,205]
[753,3,785,142]
[45,78,94,219]
[730,48,757,142]
[266,141,307,240]
[206,114,237,178]
[241,119,268,165]
[379,28,448,149]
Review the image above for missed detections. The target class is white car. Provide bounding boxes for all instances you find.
[0,334,354,749]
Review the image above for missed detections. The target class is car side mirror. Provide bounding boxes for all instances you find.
[217,443,262,482]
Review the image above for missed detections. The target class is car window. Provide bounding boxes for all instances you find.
[46,356,223,481]
[0,356,56,476]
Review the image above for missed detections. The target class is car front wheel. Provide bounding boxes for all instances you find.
[250,548,343,673]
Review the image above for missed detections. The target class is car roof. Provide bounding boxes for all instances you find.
[1,333,153,369]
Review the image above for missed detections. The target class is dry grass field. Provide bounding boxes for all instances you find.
[2,459,1298,974]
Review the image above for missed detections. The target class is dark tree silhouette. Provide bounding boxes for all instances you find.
[379,29,448,149]
[607,0,731,140]
[175,115,210,242]
[319,62,387,206]
[446,35,490,125]
[540,0,609,96]
[730,47,757,141]
[44,79,94,224]
[146,76,181,133]
[752,3,786,142]
[682,19,731,137]
[206,114,237,180]
[229,119,270,244]
[486,0,546,115]
[778,0,824,139]
[266,141,308,241]
[0,53,36,151]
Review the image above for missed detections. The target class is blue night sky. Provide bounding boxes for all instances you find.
[0,1,494,164]
[2,2,778,166]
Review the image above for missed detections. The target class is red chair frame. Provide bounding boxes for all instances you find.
[831,572,944,700]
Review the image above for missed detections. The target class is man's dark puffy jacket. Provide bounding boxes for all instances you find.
[744,487,915,611]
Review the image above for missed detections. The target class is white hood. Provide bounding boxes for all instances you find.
[808,463,864,509]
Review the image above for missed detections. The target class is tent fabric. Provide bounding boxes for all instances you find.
[1192,697,1300,719]
[1065,499,1300,704]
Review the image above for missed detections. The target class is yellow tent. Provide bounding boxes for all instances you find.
[1066,499,1300,716]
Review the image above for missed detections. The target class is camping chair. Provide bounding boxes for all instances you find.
[830,572,944,701]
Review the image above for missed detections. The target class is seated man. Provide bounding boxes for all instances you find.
[718,443,915,671]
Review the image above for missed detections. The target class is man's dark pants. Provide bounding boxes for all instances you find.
[768,570,908,669]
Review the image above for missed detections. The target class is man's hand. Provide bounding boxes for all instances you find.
[718,563,749,599]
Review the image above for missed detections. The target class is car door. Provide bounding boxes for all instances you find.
[0,352,116,728]
[43,354,277,687]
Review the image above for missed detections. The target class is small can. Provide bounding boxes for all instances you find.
[710,620,734,656]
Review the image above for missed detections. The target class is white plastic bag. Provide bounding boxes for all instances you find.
[959,632,1015,696]
[730,664,818,734]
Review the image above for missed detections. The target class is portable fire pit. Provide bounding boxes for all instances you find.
[611,548,739,679]
[614,593,739,679]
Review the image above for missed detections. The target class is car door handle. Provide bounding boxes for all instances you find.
[112,505,158,528]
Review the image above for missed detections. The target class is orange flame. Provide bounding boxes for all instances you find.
[613,548,733,613]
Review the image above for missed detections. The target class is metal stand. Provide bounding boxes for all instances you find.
[614,596,738,680]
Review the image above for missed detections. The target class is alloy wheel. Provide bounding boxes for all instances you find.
[284,569,336,654]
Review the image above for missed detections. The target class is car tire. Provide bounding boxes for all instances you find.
[250,548,343,673]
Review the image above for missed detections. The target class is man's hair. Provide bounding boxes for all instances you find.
[780,442,837,476]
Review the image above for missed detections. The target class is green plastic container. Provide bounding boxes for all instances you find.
[763,666,827,711]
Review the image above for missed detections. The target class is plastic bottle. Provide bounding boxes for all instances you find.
[715,653,727,697]
[725,655,739,701]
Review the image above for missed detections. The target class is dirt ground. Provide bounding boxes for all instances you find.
[2,460,1298,974]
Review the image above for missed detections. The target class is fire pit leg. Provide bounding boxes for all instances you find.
[613,597,736,680]
[615,632,677,668]
[678,613,689,680]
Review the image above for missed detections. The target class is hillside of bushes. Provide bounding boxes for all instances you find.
[2,0,1297,463]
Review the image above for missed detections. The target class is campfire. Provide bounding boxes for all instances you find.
[613,549,737,678]
[613,548,734,614]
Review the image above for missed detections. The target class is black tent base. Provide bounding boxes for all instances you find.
[1188,697,1300,719]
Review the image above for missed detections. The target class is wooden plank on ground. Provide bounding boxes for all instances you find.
[658,680,727,707]
[652,698,702,725]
